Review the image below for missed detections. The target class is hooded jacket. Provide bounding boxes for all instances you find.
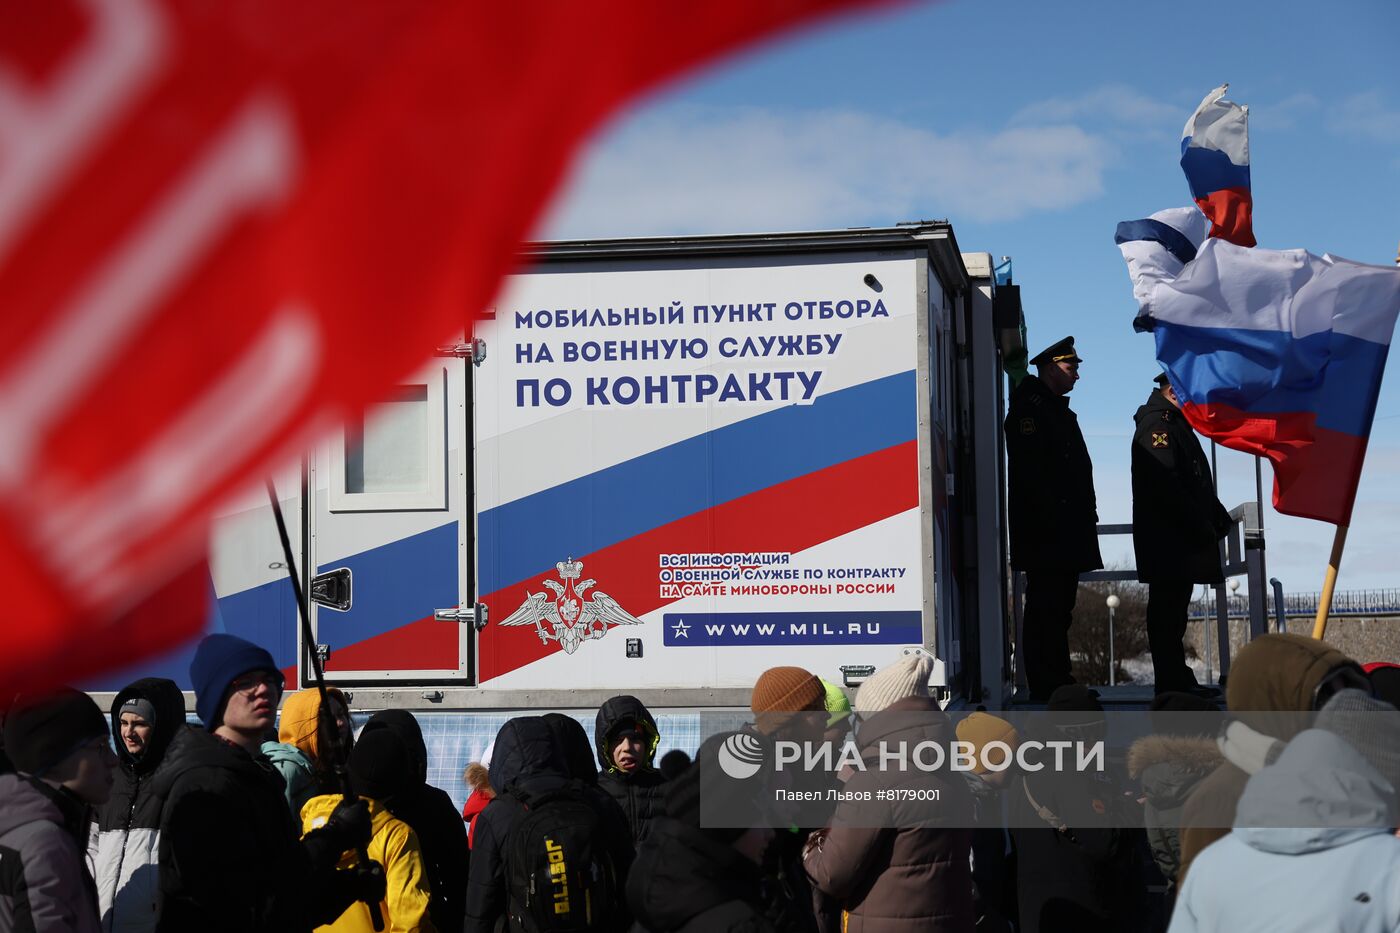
[1177,634,1355,881]
[1126,734,1222,887]
[803,696,974,933]
[627,817,776,933]
[302,794,435,933]
[594,696,668,844]
[358,710,468,933]
[88,678,188,933]
[1169,730,1400,932]
[0,773,102,933]
[151,727,357,933]
[261,687,350,818]
[463,716,632,933]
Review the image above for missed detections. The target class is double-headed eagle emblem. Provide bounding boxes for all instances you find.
[498,558,643,654]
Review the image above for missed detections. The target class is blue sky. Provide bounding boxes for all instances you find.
[539,0,1400,597]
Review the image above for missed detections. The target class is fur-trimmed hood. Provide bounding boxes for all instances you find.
[1128,734,1223,779]
[1130,734,1223,809]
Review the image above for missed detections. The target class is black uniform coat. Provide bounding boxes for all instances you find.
[1005,375,1103,573]
[1131,390,1232,584]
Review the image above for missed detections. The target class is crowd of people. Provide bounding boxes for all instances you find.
[4,632,1400,932]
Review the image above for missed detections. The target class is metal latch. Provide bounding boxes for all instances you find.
[434,338,487,366]
[435,602,489,632]
[309,568,352,612]
[840,664,876,687]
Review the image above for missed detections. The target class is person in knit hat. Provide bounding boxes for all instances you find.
[303,729,434,933]
[155,633,384,931]
[627,731,778,932]
[0,688,116,933]
[262,685,354,817]
[806,653,975,932]
[748,665,829,932]
[853,652,936,714]
[957,711,1021,933]
[1169,689,1400,933]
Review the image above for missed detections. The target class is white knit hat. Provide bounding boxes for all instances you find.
[855,654,933,713]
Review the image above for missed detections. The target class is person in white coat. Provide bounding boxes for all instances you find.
[1170,689,1400,933]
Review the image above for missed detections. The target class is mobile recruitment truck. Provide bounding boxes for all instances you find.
[87,223,1026,781]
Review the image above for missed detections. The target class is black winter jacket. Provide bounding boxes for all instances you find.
[1005,375,1103,573]
[627,817,777,933]
[595,697,668,844]
[151,729,356,933]
[464,716,633,933]
[1131,390,1232,583]
[359,710,469,933]
[0,774,101,933]
[89,678,187,933]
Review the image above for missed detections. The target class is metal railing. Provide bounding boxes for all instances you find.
[1012,501,1265,693]
[1190,587,1400,621]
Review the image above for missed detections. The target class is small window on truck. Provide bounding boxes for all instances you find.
[329,368,447,511]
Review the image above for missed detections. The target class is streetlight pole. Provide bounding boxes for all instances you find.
[1106,592,1121,688]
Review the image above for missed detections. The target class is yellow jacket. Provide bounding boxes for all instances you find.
[302,794,436,933]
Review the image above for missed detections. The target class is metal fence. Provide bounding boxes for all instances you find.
[1189,588,1400,621]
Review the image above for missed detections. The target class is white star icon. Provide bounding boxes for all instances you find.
[671,618,690,639]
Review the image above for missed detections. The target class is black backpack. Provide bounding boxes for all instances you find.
[505,780,621,932]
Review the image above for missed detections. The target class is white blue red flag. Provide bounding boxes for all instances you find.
[1180,84,1255,247]
[1117,209,1400,525]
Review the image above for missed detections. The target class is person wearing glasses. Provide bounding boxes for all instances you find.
[153,634,385,932]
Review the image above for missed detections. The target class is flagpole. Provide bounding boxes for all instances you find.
[1311,525,1348,640]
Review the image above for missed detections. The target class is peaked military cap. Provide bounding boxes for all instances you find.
[1030,335,1080,366]
[1153,372,1171,387]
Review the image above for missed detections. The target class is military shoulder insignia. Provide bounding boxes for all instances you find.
[1160,411,1172,422]
[1020,418,1036,435]
[1151,432,1168,448]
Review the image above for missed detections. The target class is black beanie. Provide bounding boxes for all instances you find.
[348,728,412,801]
[4,688,108,776]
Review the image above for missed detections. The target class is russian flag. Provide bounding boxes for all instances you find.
[1181,84,1256,247]
[1117,211,1400,525]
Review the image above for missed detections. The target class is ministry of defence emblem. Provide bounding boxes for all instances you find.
[498,558,643,654]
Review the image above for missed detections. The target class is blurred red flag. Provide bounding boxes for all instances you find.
[0,0,891,693]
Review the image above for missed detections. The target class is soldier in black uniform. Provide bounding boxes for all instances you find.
[1005,336,1103,701]
[1132,372,1231,696]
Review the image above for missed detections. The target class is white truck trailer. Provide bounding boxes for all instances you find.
[86,224,1026,781]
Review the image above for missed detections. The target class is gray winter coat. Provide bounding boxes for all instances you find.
[1170,729,1400,932]
[1127,735,1222,886]
[0,773,102,933]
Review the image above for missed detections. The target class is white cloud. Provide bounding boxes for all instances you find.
[542,105,1111,238]
[1326,90,1400,143]
[1250,92,1319,132]
[1010,84,1180,131]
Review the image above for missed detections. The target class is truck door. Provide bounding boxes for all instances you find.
[307,345,476,683]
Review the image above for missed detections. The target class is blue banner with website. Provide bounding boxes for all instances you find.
[662,611,921,646]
